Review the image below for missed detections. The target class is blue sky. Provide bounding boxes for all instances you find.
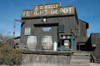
[0,0,100,37]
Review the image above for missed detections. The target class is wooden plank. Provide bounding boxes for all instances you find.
[77,37,88,42]
[91,33,100,63]
[34,24,58,50]
[98,34,100,62]
[90,63,100,66]
[22,54,71,66]
[23,50,74,55]
[14,19,25,22]
[21,6,75,18]
[78,20,88,37]
[71,52,90,66]
[72,56,90,59]
[34,3,60,10]
[97,34,100,63]
[73,52,90,56]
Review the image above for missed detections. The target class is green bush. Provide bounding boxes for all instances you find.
[0,47,22,66]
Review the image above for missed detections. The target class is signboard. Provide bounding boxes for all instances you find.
[34,3,60,10]
[25,27,31,35]
[42,27,51,32]
[92,44,96,47]
[21,3,75,18]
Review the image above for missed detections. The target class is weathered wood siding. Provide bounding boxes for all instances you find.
[21,6,75,19]
[78,19,88,37]
[19,3,90,51]
[14,38,20,44]
[85,33,100,63]
[73,19,89,51]
[76,19,89,49]
[20,15,78,50]
[77,37,89,42]
[22,54,71,66]
[91,33,100,63]
[34,24,58,50]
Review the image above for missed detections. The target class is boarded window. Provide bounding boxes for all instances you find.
[25,27,31,35]
[58,25,65,33]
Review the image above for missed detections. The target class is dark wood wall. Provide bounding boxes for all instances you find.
[34,24,58,50]
[20,15,78,50]
[20,14,89,51]
[72,19,89,51]
[78,19,88,37]
[77,37,89,42]
[91,33,100,63]
[85,33,100,63]
[76,19,89,48]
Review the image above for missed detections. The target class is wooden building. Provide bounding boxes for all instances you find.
[11,3,100,65]
[18,3,89,51]
[85,33,100,63]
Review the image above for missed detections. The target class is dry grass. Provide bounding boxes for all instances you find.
[0,47,22,66]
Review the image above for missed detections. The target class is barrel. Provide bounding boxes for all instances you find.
[27,36,37,50]
[42,36,53,50]
[64,40,70,48]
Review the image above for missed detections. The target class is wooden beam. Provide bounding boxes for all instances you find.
[14,19,25,22]
[23,50,74,55]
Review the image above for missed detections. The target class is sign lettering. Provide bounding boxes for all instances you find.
[21,3,75,18]
[42,27,51,32]
[34,3,60,10]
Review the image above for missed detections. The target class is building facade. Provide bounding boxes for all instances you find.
[20,3,89,51]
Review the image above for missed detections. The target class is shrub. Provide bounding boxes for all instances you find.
[0,29,12,40]
[0,47,22,66]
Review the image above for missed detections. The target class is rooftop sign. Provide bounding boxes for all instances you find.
[21,3,75,18]
[34,3,60,10]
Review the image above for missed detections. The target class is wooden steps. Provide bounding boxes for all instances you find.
[90,63,100,66]
[70,52,90,66]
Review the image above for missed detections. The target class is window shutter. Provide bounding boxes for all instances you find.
[25,27,31,35]
[58,25,65,33]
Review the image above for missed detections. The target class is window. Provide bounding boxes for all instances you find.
[25,27,31,35]
[58,25,65,33]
